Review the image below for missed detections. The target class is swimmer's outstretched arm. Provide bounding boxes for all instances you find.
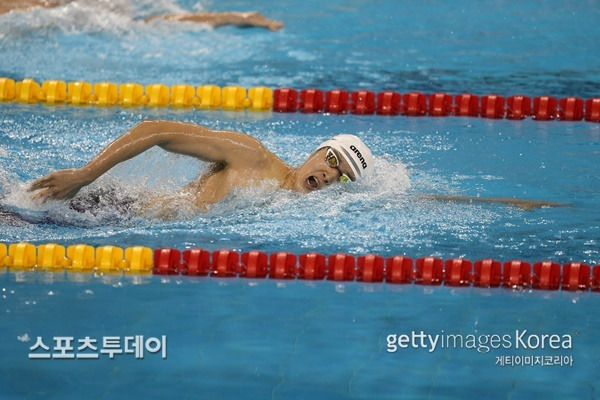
[28,120,267,202]
[0,0,62,16]
[425,194,569,211]
[144,11,284,31]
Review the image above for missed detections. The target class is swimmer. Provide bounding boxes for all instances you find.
[143,12,284,31]
[0,1,284,31]
[26,120,566,218]
[27,120,372,217]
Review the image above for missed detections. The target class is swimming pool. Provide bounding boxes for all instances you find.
[1,0,599,399]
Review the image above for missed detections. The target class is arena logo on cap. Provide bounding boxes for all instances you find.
[350,145,367,169]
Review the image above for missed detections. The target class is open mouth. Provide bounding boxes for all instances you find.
[305,175,319,190]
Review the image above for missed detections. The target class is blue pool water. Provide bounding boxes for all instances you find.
[1,0,599,399]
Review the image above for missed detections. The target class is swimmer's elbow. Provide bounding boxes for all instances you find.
[133,120,160,130]
[132,120,206,145]
[130,120,165,139]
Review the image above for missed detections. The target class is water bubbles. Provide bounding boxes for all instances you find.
[17,333,31,342]
[76,289,95,300]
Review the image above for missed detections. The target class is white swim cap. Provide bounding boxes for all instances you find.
[315,134,374,180]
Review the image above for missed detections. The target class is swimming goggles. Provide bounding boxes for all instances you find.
[325,148,351,183]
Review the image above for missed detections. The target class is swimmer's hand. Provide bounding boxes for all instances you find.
[146,11,284,31]
[28,168,92,203]
[243,12,284,31]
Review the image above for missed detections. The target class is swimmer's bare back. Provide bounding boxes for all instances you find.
[425,194,569,211]
[144,11,284,31]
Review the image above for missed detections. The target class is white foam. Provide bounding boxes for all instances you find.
[198,156,412,223]
[0,0,190,36]
[287,49,317,62]
[17,333,31,342]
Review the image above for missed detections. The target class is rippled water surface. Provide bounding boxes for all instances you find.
[0,0,599,399]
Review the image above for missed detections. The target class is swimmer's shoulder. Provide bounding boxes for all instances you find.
[216,130,277,166]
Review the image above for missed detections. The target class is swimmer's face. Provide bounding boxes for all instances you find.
[296,148,356,193]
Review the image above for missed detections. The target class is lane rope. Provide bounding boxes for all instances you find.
[1,77,599,122]
[1,242,598,291]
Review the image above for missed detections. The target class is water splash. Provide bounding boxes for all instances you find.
[0,0,200,37]
[1,153,410,225]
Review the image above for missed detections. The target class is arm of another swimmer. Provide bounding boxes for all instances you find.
[29,120,263,202]
[425,194,570,211]
[145,12,284,30]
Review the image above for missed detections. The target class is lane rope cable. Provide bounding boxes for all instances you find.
[1,77,599,122]
[1,242,598,291]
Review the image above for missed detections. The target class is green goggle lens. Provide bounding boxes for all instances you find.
[325,155,339,167]
[325,148,350,184]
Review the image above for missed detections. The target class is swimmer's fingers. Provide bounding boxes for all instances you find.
[31,185,67,203]
[268,22,284,31]
[31,187,74,203]
[28,176,53,192]
[28,171,64,192]
[31,188,53,203]
[28,169,88,197]
[29,180,75,203]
